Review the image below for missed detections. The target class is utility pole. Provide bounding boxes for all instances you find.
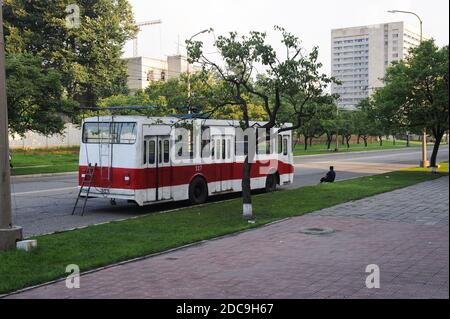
[0,2,22,251]
[186,29,210,114]
[388,10,428,167]
[335,107,339,152]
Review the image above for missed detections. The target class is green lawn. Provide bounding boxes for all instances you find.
[0,163,447,295]
[293,140,434,156]
[10,147,79,176]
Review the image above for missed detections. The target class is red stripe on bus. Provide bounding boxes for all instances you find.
[79,160,294,190]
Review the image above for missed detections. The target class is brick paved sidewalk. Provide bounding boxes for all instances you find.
[5,177,449,299]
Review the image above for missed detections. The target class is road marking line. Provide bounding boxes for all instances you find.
[12,187,78,196]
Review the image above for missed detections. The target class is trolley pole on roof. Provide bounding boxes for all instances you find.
[0,2,22,251]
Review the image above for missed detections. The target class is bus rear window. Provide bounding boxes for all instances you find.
[83,122,137,144]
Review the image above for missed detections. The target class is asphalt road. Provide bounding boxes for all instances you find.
[10,146,449,237]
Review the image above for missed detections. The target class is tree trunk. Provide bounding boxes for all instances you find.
[346,136,351,149]
[363,137,368,147]
[309,137,313,147]
[430,130,444,168]
[357,134,361,144]
[293,133,299,149]
[304,135,308,151]
[242,156,253,220]
[326,134,332,149]
[379,136,383,147]
[406,134,410,147]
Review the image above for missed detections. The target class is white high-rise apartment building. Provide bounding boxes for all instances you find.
[331,21,423,109]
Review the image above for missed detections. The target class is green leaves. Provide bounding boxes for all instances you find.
[373,40,449,135]
[4,0,138,132]
[6,54,77,136]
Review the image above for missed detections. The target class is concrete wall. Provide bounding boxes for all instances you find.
[9,123,81,149]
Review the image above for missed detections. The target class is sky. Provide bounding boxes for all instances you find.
[124,0,449,76]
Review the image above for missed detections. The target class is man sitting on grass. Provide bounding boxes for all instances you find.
[320,166,336,183]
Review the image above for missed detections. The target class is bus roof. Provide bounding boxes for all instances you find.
[82,115,292,128]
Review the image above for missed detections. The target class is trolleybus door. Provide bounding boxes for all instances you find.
[211,136,222,193]
[211,135,234,192]
[157,136,172,200]
[144,135,172,202]
[144,136,157,202]
[221,135,234,191]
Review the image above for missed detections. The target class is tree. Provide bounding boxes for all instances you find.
[187,27,336,219]
[3,0,137,111]
[6,53,76,135]
[373,40,449,167]
[352,109,370,147]
[299,101,336,150]
[337,110,354,149]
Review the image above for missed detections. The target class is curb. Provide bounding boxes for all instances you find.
[11,171,78,180]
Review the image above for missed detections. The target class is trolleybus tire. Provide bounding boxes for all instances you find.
[265,173,278,193]
[189,176,208,204]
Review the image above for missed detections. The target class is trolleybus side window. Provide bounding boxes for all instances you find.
[278,135,283,154]
[177,135,183,157]
[222,139,226,160]
[149,141,155,164]
[144,141,147,164]
[217,139,221,160]
[226,139,231,159]
[201,127,210,158]
[164,140,170,163]
[235,135,248,156]
[266,130,271,154]
[158,140,163,163]
[257,129,271,155]
[283,137,288,156]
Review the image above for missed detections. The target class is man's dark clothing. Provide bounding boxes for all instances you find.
[320,170,336,183]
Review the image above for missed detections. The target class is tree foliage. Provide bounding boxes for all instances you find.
[372,40,449,166]
[3,0,137,133]
[6,54,76,135]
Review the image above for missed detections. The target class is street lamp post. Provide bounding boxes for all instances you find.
[388,9,429,167]
[335,107,339,152]
[0,3,23,251]
[186,29,210,114]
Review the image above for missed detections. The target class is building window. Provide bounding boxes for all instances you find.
[147,69,153,82]
[160,71,166,81]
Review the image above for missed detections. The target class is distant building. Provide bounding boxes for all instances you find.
[124,55,201,94]
[331,21,426,109]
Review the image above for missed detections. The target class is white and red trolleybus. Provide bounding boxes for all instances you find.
[78,115,294,206]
